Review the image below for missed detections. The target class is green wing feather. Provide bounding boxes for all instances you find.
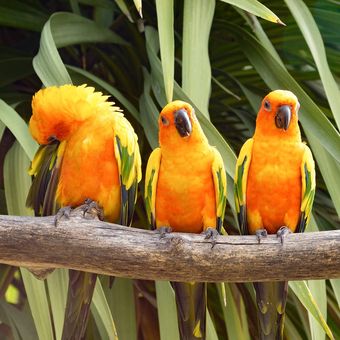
[26,140,65,216]
[297,145,316,233]
[144,148,161,230]
[234,138,253,235]
[211,148,227,233]
[114,118,142,226]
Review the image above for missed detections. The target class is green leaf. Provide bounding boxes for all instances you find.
[284,0,340,130]
[91,278,118,340]
[21,269,55,340]
[182,0,215,117]
[3,142,54,340]
[114,0,133,22]
[110,278,137,340]
[139,68,159,149]
[67,65,140,122]
[308,280,326,340]
[306,132,340,216]
[0,1,47,31]
[230,24,340,163]
[330,279,340,310]
[0,100,38,161]
[220,0,283,24]
[3,141,33,216]
[46,269,68,340]
[133,0,142,18]
[206,309,218,340]
[0,58,34,87]
[33,12,127,87]
[155,0,174,103]
[217,283,250,340]
[155,281,180,340]
[307,219,327,340]
[0,300,37,340]
[289,281,334,340]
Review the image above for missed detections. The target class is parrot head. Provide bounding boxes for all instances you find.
[256,90,300,136]
[159,100,205,147]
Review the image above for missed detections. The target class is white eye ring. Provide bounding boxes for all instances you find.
[161,115,169,126]
[264,100,271,111]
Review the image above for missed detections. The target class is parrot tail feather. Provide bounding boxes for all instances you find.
[254,281,288,340]
[171,282,206,340]
[61,271,97,340]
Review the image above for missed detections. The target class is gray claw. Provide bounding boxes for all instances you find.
[202,227,219,249]
[54,206,72,227]
[277,226,291,244]
[256,228,268,243]
[80,199,104,221]
[156,226,172,239]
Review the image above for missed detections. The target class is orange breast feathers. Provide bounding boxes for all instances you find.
[155,146,216,233]
[246,140,304,234]
[56,116,121,223]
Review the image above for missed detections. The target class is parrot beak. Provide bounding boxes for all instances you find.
[174,109,192,137]
[275,105,292,130]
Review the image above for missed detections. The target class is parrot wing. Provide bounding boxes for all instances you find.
[114,117,142,226]
[144,147,161,230]
[26,140,66,216]
[211,147,227,232]
[234,138,253,235]
[297,145,316,233]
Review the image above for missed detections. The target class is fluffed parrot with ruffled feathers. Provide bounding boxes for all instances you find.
[234,90,315,339]
[27,84,141,340]
[145,100,227,340]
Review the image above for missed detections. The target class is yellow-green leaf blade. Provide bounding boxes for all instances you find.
[289,281,334,340]
[284,0,340,130]
[220,0,283,24]
[155,0,174,103]
[0,100,38,161]
[182,0,215,117]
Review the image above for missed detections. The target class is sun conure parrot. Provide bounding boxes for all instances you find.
[26,84,142,340]
[144,100,227,340]
[234,90,316,339]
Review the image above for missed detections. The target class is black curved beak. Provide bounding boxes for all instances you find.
[174,109,192,137]
[275,105,292,130]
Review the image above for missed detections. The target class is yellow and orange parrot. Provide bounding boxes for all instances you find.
[145,100,227,340]
[234,90,315,339]
[26,84,141,340]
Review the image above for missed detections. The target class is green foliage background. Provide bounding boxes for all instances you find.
[0,0,339,339]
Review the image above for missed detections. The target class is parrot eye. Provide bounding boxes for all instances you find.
[161,115,169,126]
[264,100,271,111]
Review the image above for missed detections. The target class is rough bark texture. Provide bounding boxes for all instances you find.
[0,212,339,282]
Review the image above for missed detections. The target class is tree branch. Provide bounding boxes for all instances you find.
[0,213,339,282]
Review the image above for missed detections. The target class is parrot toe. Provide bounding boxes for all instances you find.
[202,227,219,248]
[256,228,268,243]
[54,206,72,227]
[276,226,291,244]
[79,198,104,221]
[156,226,172,239]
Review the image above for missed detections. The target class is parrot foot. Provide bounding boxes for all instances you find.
[202,227,219,248]
[54,206,72,227]
[156,226,172,239]
[277,226,291,244]
[256,228,268,243]
[79,198,104,221]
